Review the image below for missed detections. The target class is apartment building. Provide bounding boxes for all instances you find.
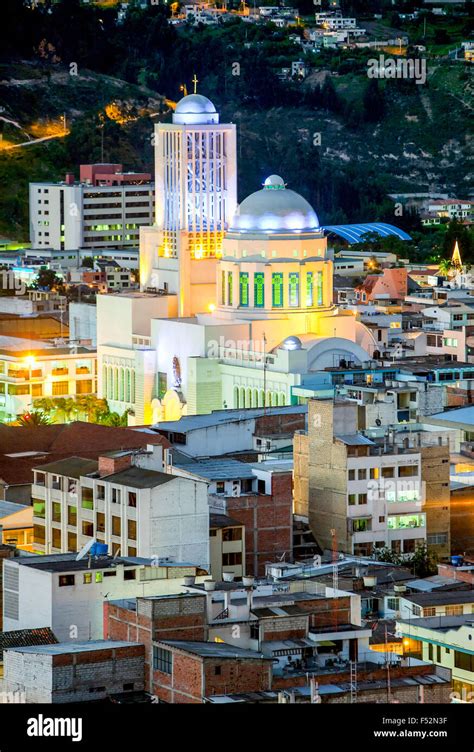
[397,614,474,698]
[294,400,451,559]
[0,343,96,422]
[29,163,154,251]
[31,449,210,569]
[3,551,203,641]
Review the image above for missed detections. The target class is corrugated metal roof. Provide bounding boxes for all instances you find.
[335,433,376,446]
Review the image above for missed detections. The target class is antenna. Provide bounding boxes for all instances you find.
[75,538,95,561]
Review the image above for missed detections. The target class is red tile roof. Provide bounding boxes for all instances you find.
[0,422,170,486]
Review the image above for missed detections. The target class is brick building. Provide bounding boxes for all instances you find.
[4,640,145,703]
[105,593,207,690]
[152,640,272,703]
[174,458,293,577]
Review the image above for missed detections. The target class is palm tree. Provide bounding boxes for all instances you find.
[438,258,453,277]
[33,397,56,420]
[15,411,51,427]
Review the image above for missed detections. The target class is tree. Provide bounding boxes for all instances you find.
[81,257,94,269]
[438,258,453,277]
[363,79,385,123]
[32,268,63,291]
[14,411,51,427]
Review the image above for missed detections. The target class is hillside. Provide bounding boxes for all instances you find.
[0,55,472,240]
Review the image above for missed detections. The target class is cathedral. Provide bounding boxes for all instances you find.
[98,93,377,424]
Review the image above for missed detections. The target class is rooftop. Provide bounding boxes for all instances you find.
[6,640,142,656]
[152,404,307,434]
[156,640,270,660]
[104,466,175,489]
[10,552,152,573]
[402,591,474,607]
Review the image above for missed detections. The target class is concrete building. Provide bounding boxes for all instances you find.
[29,163,154,251]
[294,400,451,559]
[31,449,210,569]
[397,614,474,699]
[0,341,96,423]
[3,552,203,641]
[4,641,145,703]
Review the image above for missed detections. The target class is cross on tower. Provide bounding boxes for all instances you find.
[192,74,199,94]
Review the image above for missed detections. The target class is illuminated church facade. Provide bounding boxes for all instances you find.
[97,94,376,424]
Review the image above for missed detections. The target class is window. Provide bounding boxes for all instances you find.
[52,503,61,523]
[398,465,418,477]
[96,484,105,501]
[112,516,121,537]
[95,572,103,583]
[214,666,222,676]
[348,494,356,506]
[59,575,75,587]
[97,512,105,533]
[104,571,117,577]
[67,505,77,526]
[272,273,283,308]
[67,532,77,552]
[52,381,69,396]
[423,607,436,617]
[454,651,474,673]
[34,524,45,545]
[112,488,121,504]
[222,527,242,542]
[254,272,264,308]
[76,380,93,395]
[379,516,385,523]
[288,272,299,307]
[222,552,242,566]
[52,528,61,549]
[83,573,92,584]
[216,482,225,495]
[387,513,425,530]
[128,492,137,508]
[227,271,233,306]
[348,469,355,481]
[51,474,62,491]
[239,272,249,307]
[124,569,136,581]
[316,271,323,306]
[446,605,463,616]
[387,598,399,611]
[128,519,136,541]
[370,468,379,480]
[221,270,225,305]
[352,518,371,532]
[306,272,313,306]
[82,521,93,537]
[382,467,394,478]
[153,647,172,674]
[81,487,94,510]
[358,469,367,480]
[358,494,367,505]
[33,498,45,519]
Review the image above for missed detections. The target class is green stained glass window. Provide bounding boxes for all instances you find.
[240,272,249,307]
[272,273,283,307]
[306,272,313,306]
[227,271,233,306]
[288,273,299,307]
[254,273,265,308]
[316,270,323,306]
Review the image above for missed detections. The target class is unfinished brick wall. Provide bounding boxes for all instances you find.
[226,471,293,576]
[105,595,207,692]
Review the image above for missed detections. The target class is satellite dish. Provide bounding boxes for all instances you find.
[375,418,382,427]
[76,538,96,561]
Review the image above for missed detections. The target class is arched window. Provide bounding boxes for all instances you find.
[130,370,135,403]
[246,388,252,407]
[234,385,239,408]
[258,390,264,407]
[252,389,258,407]
[279,392,286,406]
[107,367,113,401]
[239,386,245,407]
[102,365,107,398]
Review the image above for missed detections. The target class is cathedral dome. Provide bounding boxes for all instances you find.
[173,94,219,125]
[229,175,319,234]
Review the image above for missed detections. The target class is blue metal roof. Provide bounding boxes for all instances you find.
[321,223,412,244]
